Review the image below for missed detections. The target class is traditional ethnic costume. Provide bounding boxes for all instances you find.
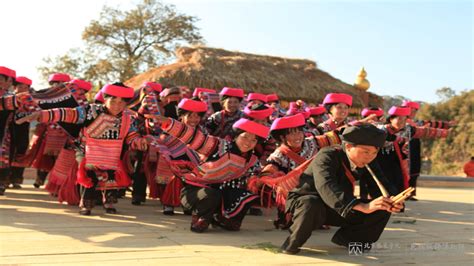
[0,66,17,195]
[205,87,244,139]
[254,114,341,229]
[9,76,33,188]
[160,117,269,232]
[33,84,142,215]
[402,100,453,197]
[281,124,397,254]
[376,106,450,194]
[317,93,353,133]
[305,106,327,137]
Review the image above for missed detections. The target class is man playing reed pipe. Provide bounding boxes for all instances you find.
[281,124,405,255]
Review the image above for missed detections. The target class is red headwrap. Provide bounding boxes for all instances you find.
[247,92,268,103]
[271,113,306,131]
[102,84,134,98]
[193,88,216,97]
[323,93,353,106]
[388,106,411,116]
[15,76,32,86]
[266,93,279,102]
[220,87,244,98]
[233,118,270,139]
[401,100,420,110]
[48,73,71,83]
[178,98,208,113]
[71,79,92,91]
[142,82,162,92]
[0,66,16,78]
[361,107,384,117]
[306,106,326,116]
[243,104,273,120]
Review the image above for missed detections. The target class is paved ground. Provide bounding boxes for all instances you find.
[0,173,473,265]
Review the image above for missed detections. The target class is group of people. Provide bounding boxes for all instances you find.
[0,66,453,254]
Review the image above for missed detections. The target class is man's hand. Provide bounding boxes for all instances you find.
[353,196,394,214]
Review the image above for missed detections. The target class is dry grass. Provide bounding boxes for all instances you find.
[126,46,382,107]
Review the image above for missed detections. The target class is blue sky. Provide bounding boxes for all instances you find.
[1,0,472,103]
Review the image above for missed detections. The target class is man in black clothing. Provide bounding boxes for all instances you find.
[281,124,404,254]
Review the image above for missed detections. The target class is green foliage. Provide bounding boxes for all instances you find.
[38,0,203,85]
[417,89,474,175]
[382,95,408,111]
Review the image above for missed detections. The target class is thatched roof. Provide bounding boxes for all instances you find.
[126,46,382,108]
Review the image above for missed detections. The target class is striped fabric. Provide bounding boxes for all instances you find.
[84,112,131,170]
[0,113,13,168]
[182,153,258,185]
[42,126,68,155]
[46,148,77,195]
[412,126,449,139]
[164,119,220,159]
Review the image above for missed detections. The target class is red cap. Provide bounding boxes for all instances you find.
[286,108,310,119]
[0,66,16,78]
[247,92,267,103]
[306,106,326,116]
[271,113,306,131]
[193,88,216,97]
[70,79,92,91]
[323,93,353,106]
[388,106,411,117]
[266,93,279,102]
[48,73,71,83]
[142,82,162,92]
[102,84,134,98]
[361,107,384,117]
[220,87,244,98]
[401,100,420,110]
[160,87,181,98]
[15,76,32,86]
[178,98,208,113]
[233,118,270,139]
[94,90,104,103]
[243,104,273,120]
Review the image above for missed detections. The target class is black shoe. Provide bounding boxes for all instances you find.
[0,186,5,196]
[104,207,117,214]
[11,183,22,189]
[331,233,349,247]
[163,206,175,215]
[33,183,40,188]
[248,207,263,216]
[131,199,142,206]
[183,209,192,215]
[79,208,91,215]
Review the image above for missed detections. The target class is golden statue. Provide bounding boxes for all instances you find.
[354,67,370,91]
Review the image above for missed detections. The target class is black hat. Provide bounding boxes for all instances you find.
[342,124,386,148]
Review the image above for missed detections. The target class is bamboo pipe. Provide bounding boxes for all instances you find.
[365,164,390,197]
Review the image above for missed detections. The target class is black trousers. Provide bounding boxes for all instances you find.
[181,185,222,222]
[80,170,117,209]
[285,195,391,250]
[10,167,25,184]
[132,171,147,201]
[0,168,10,186]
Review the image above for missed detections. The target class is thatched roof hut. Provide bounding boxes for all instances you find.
[126,46,382,109]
